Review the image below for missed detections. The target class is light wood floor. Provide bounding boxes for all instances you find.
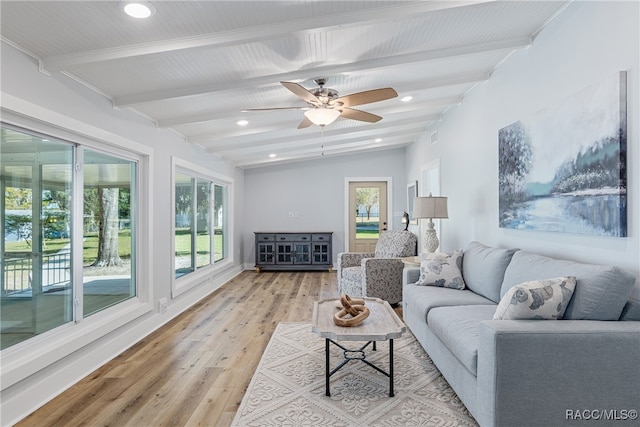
[18,270,401,426]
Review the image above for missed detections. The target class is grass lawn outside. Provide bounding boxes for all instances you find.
[5,227,224,270]
[355,219,380,239]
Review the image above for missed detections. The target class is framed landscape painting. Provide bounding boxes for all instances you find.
[498,71,627,237]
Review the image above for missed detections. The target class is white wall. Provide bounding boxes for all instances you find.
[243,148,408,266]
[1,42,245,424]
[406,1,639,284]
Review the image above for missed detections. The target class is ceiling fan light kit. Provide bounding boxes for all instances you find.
[304,108,341,127]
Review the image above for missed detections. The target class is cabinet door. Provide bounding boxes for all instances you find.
[257,242,275,264]
[312,242,330,264]
[294,242,311,264]
[277,243,294,264]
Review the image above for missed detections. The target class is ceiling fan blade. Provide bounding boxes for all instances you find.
[297,116,314,129]
[341,108,383,123]
[335,88,398,107]
[281,81,320,104]
[242,106,308,112]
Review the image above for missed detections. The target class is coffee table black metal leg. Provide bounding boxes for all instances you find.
[325,338,331,396]
[389,339,394,397]
[324,338,396,398]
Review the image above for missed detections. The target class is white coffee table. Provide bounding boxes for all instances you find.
[311,297,406,397]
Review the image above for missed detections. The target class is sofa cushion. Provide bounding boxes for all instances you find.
[427,305,496,375]
[493,276,576,320]
[404,284,495,322]
[416,249,466,289]
[619,298,640,321]
[462,241,517,303]
[501,250,636,320]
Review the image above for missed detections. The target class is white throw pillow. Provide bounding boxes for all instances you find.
[415,250,466,290]
[493,276,577,320]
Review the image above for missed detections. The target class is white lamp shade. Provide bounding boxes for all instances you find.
[304,108,341,126]
[413,195,448,219]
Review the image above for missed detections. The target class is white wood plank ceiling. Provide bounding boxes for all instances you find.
[1,1,570,168]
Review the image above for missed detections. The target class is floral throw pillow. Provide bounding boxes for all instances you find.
[493,276,577,320]
[415,250,466,290]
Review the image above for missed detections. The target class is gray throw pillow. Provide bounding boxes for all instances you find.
[416,250,466,290]
[493,276,576,320]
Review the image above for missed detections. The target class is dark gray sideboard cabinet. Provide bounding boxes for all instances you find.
[254,232,333,271]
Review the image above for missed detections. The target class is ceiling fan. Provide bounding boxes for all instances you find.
[244,78,398,129]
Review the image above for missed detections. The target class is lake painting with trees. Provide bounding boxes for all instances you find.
[498,72,627,237]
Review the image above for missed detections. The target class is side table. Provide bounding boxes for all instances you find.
[401,256,421,267]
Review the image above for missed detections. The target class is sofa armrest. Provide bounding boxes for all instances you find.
[403,266,420,286]
[477,320,640,427]
[336,252,375,270]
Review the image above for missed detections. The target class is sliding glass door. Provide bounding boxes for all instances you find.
[1,126,138,349]
[1,128,74,349]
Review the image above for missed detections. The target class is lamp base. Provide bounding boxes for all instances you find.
[424,219,440,253]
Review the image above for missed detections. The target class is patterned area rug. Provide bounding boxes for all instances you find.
[232,322,478,426]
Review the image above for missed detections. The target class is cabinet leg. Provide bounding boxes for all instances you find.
[255,267,262,273]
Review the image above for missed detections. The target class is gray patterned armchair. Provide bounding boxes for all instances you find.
[336,230,417,305]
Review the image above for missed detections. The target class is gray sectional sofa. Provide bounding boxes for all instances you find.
[402,241,640,427]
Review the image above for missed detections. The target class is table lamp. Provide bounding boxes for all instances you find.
[413,193,448,253]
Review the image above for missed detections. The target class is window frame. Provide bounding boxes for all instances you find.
[0,98,153,390]
[171,157,233,298]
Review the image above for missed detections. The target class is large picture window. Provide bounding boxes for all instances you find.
[82,149,136,317]
[1,126,139,349]
[174,167,229,280]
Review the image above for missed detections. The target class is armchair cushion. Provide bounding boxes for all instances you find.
[341,266,363,283]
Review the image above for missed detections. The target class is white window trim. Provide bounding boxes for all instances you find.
[171,156,234,298]
[0,95,154,390]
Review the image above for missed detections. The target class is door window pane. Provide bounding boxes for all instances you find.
[355,187,380,239]
[83,149,136,317]
[1,128,73,349]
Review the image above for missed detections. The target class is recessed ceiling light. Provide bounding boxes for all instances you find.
[269,153,276,158]
[374,138,382,143]
[401,96,413,102]
[236,119,249,126]
[122,1,155,19]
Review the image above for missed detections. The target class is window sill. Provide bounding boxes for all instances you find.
[172,258,234,298]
